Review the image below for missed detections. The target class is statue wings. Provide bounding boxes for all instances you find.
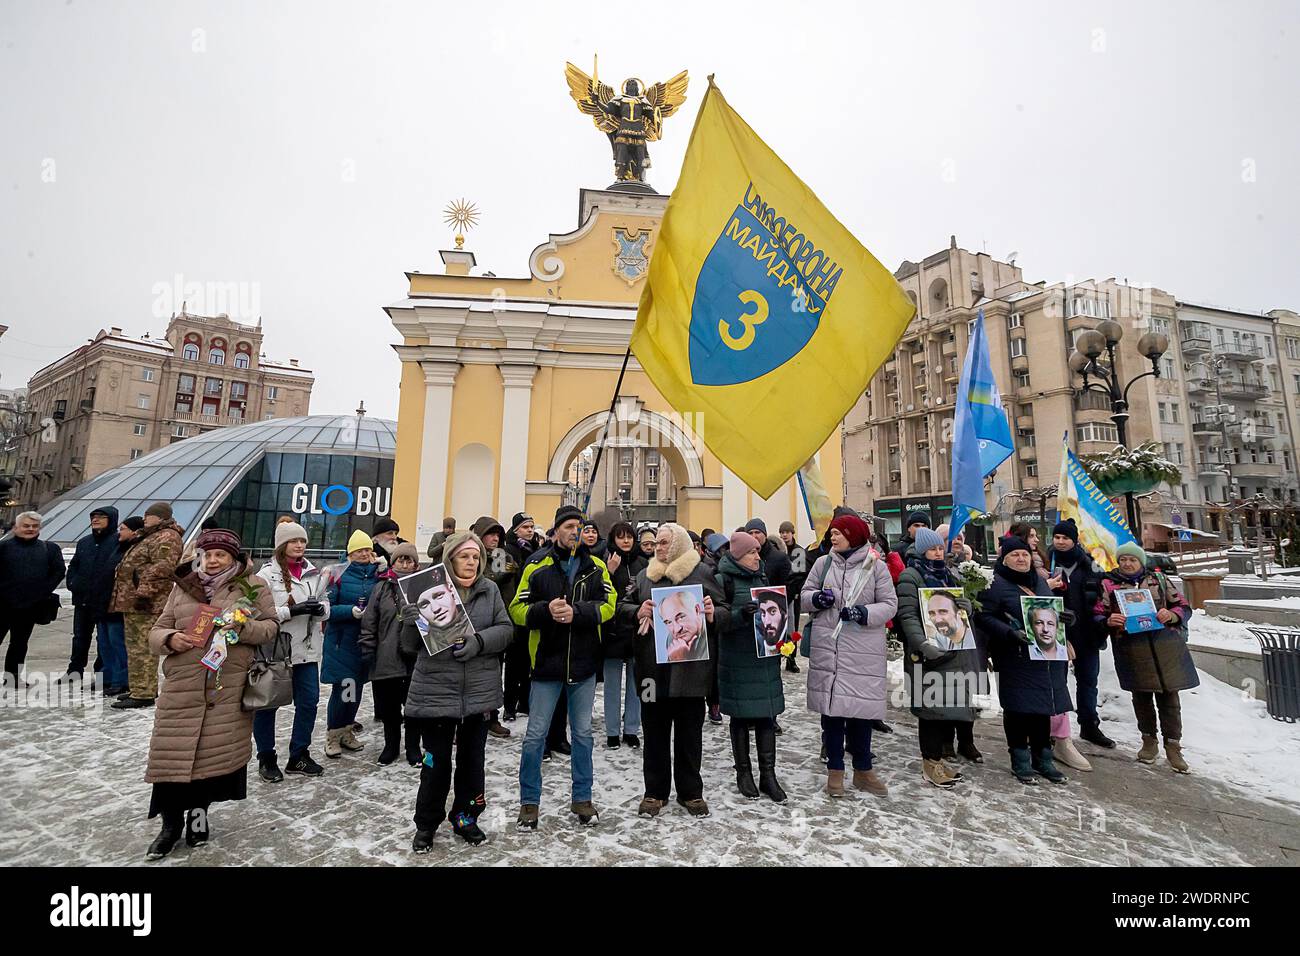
[644,70,689,141]
[565,62,618,134]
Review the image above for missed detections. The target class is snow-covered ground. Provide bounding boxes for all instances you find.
[1186,610,1264,655]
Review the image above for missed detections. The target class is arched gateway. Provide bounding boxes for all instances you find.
[385,186,842,550]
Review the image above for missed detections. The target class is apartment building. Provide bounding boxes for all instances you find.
[17,310,314,510]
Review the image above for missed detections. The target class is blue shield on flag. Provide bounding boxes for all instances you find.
[688,205,822,386]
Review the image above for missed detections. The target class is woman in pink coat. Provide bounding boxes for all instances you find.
[801,514,897,799]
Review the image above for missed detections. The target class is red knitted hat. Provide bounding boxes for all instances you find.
[828,514,870,549]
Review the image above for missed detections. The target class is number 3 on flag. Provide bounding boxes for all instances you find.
[719,290,768,351]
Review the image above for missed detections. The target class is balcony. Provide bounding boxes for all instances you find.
[170,410,247,428]
[1178,323,1212,353]
[1219,379,1269,400]
[1218,343,1265,363]
[1010,354,1029,373]
[1192,420,1223,438]
[1016,414,1034,430]
[1226,421,1277,440]
[1233,461,1283,480]
[1185,377,1214,395]
[1020,445,1037,462]
[1197,459,1227,478]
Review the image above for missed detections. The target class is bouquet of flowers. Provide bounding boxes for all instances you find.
[776,630,802,658]
[956,560,989,612]
[200,580,263,681]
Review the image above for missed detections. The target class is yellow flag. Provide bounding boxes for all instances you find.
[632,80,915,498]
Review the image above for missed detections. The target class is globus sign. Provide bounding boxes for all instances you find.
[290,483,392,517]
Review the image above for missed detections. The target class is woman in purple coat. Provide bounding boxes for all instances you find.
[801,513,897,799]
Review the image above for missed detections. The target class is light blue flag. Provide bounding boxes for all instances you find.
[1057,433,1137,571]
[948,311,1014,544]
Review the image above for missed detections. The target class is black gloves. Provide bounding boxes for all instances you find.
[452,634,485,661]
[290,600,323,617]
[740,601,759,621]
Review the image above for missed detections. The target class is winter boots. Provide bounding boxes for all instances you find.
[340,727,364,752]
[957,740,984,763]
[1009,747,1038,785]
[922,759,957,789]
[324,728,344,759]
[570,801,600,826]
[185,809,209,848]
[755,723,787,804]
[412,829,435,854]
[1165,740,1190,774]
[622,734,640,749]
[146,813,183,861]
[1032,746,1067,785]
[730,722,760,798]
[1080,722,1117,749]
[1136,735,1160,764]
[285,753,324,776]
[637,796,667,818]
[1052,737,1092,772]
[258,752,284,783]
[607,735,622,749]
[679,798,710,817]
[826,769,846,798]
[378,721,402,765]
[853,769,889,797]
[516,804,539,830]
[452,812,487,845]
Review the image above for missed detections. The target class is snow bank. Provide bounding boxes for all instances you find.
[1186,610,1263,656]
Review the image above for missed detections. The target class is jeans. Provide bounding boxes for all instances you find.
[413,714,488,830]
[253,663,321,759]
[641,697,705,801]
[602,657,641,737]
[519,676,596,806]
[821,715,873,771]
[68,605,97,674]
[326,678,364,731]
[97,618,128,689]
[1072,644,1101,727]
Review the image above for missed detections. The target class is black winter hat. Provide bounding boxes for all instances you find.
[905,510,931,530]
[999,535,1032,560]
[1051,518,1079,543]
[509,512,533,535]
[121,516,145,532]
[552,505,585,531]
[372,517,400,537]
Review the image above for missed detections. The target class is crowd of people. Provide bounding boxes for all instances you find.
[0,501,1201,860]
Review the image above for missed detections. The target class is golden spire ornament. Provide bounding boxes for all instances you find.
[443,198,480,249]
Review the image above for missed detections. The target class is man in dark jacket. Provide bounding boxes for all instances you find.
[62,506,129,693]
[892,510,931,558]
[1049,518,1114,749]
[509,505,615,829]
[0,511,66,688]
[370,517,407,566]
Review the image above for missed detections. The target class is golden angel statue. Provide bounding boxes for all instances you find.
[565,61,689,185]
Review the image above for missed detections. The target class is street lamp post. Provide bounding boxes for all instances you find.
[1069,321,1169,534]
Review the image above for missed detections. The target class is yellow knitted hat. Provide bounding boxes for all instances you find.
[346,529,374,555]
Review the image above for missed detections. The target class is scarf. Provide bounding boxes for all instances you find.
[197,562,242,601]
[994,560,1036,590]
[1052,546,1083,570]
[287,557,305,580]
[909,554,952,589]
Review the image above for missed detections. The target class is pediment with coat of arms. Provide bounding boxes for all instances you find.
[612,227,651,285]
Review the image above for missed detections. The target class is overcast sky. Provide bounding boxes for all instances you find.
[2,0,1297,420]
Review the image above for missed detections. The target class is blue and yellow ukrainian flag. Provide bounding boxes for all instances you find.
[948,310,1014,543]
[631,79,915,499]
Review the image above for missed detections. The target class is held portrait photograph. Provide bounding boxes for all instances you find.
[399,562,475,656]
[1020,596,1067,662]
[651,583,710,664]
[918,588,973,651]
[751,585,788,658]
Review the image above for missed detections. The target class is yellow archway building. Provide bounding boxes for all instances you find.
[386,186,843,550]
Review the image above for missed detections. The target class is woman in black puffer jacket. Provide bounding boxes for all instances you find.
[602,522,646,750]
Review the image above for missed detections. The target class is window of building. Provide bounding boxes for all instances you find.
[1152,317,1170,335]
[620,466,631,485]
[1161,357,1175,378]
[1026,463,1039,477]
[136,394,150,410]
[268,386,280,400]
[53,399,67,420]
[1287,338,1300,361]
[204,377,223,396]
[129,449,143,460]
[1158,402,1168,423]
[1018,429,1036,446]
[172,425,188,438]
[1175,442,1185,464]
[234,353,250,369]
[182,343,199,361]
[229,405,244,420]
[132,424,146,436]
[177,374,195,393]
[1180,484,1189,500]
[1007,313,1023,330]
[209,347,225,365]
[1169,402,1180,423]
[230,381,248,400]
[1010,338,1027,358]
[1076,423,1119,444]
[142,368,155,382]
[1015,371,1030,388]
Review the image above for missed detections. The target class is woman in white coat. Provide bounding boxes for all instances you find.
[801,513,897,798]
[253,521,330,781]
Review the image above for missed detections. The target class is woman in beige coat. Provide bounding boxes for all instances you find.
[144,528,278,860]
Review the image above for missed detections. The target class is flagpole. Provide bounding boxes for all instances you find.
[583,346,633,516]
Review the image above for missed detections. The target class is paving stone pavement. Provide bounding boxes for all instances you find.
[2,616,1299,866]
